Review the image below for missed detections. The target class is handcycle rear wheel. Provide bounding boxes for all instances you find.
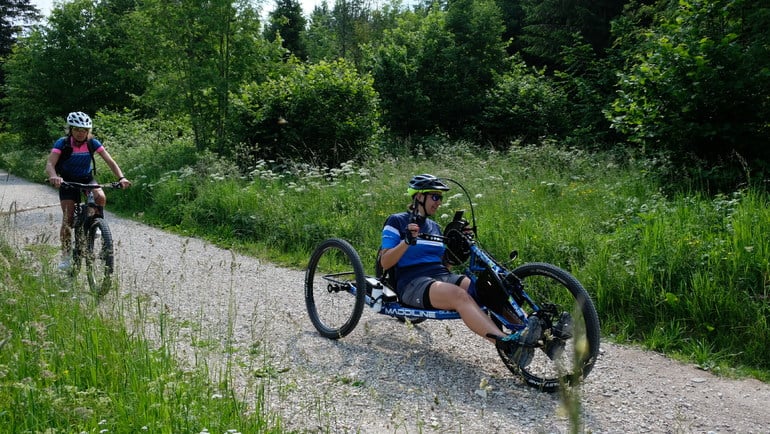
[84,217,115,296]
[305,238,367,339]
[494,262,600,392]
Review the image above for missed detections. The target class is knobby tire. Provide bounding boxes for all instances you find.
[496,262,600,392]
[85,217,114,296]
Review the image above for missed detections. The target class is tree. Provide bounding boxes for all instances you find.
[3,0,144,145]
[0,0,41,109]
[304,2,337,62]
[130,0,284,152]
[367,9,451,136]
[304,0,410,66]
[609,0,770,171]
[444,0,506,132]
[265,0,307,59]
[368,0,507,138]
[0,0,40,59]
[519,0,627,71]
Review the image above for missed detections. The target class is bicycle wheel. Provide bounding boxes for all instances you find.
[495,262,600,392]
[305,238,366,339]
[85,217,115,296]
[70,211,87,277]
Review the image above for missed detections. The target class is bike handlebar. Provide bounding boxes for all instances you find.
[60,180,123,190]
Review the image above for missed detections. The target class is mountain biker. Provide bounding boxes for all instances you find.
[379,174,541,368]
[44,111,131,270]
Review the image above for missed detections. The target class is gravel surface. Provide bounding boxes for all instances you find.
[3,170,770,433]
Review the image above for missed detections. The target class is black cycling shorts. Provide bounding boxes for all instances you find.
[399,273,467,309]
[59,175,96,202]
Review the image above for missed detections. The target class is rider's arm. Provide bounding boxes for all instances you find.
[98,149,131,188]
[45,151,62,187]
[379,222,419,270]
[379,240,410,270]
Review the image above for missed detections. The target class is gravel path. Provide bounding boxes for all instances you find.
[2,170,769,433]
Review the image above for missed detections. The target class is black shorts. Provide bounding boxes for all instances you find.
[399,273,467,309]
[59,175,95,202]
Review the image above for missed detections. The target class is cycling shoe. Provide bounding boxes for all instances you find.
[545,312,573,360]
[496,316,542,369]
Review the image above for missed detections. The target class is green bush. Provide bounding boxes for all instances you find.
[229,59,380,168]
[481,58,570,146]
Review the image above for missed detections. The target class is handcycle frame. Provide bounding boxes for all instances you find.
[304,179,601,391]
[62,180,122,295]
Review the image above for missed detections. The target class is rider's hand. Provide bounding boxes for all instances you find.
[48,176,63,188]
[118,177,131,189]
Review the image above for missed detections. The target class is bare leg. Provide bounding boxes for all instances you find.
[60,200,75,255]
[427,281,504,343]
[93,187,106,207]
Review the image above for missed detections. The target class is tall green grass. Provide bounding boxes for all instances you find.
[0,238,284,433]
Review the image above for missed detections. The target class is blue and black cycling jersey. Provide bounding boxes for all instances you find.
[381,211,448,289]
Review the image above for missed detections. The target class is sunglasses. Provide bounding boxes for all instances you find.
[427,193,443,201]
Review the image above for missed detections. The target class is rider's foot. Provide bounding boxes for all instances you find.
[496,316,542,369]
[545,312,573,360]
[58,255,72,271]
[552,312,573,340]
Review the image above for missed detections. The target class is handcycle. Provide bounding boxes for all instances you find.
[61,181,122,295]
[304,180,601,391]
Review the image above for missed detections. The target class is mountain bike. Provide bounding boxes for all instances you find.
[62,181,122,296]
[304,180,600,392]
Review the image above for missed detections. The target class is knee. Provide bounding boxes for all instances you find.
[93,189,107,206]
[446,284,475,307]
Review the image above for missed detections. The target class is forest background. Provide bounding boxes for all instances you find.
[1,0,769,393]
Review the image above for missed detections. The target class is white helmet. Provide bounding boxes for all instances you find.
[66,111,93,129]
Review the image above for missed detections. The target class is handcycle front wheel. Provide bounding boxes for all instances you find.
[85,217,115,296]
[494,262,601,392]
[305,238,367,339]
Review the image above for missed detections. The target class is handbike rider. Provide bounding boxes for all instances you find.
[379,174,541,368]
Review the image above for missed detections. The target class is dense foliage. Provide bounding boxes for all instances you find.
[229,59,380,168]
[0,0,767,182]
[609,0,770,170]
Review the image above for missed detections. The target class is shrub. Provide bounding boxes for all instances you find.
[480,58,570,146]
[229,59,380,169]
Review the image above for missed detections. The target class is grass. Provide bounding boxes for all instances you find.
[2,119,769,384]
[0,233,284,433]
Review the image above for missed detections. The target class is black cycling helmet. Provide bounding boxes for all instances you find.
[407,174,450,196]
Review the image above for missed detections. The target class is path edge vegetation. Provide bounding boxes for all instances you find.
[0,230,286,432]
[1,118,768,384]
